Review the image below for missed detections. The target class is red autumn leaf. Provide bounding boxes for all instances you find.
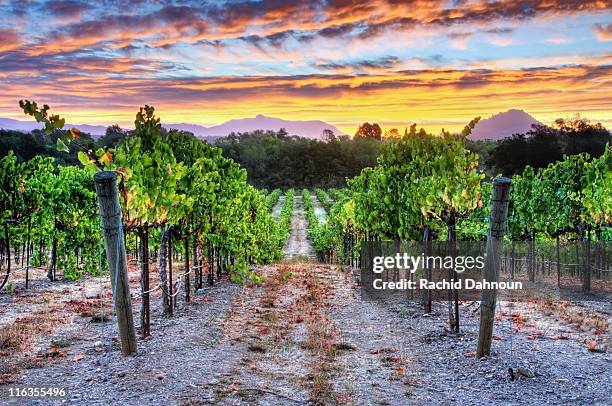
[47,347,67,358]
[396,367,406,376]
[587,340,597,351]
[369,348,380,354]
[70,127,81,139]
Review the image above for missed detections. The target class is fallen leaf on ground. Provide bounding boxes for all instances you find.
[586,340,605,353]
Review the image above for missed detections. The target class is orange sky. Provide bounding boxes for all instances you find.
[0,0,610,135]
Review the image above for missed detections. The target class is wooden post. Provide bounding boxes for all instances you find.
[94,171,137,356]
[477,177,511,358]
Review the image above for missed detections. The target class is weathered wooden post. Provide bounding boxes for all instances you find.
[477,177,511,358]
[94,171,137,356]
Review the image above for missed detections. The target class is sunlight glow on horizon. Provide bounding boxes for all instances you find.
[0,0,610,134]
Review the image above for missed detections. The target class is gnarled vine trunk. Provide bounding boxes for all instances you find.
[446,212,459,333]
[48,224,58,281]
[159,227,171,316]
[140,224,151,337]
[422,226,432,313]
[184,234,190,303]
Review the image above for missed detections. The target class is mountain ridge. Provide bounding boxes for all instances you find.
[0,115,346,140]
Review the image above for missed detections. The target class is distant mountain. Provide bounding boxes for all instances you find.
[68,124,108,136]
[0,115,346,140]
[163,123,210,137]
[469,109,542,141]
[193,114,345,139]
[0,117,46,133]
[0,117,108,137]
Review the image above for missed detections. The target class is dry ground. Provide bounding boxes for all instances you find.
[0,195,610,405]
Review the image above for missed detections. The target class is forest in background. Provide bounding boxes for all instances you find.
[1,116,610,189]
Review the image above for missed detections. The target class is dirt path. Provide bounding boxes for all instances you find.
[312,195,327,224]
[282,196,315,260]
[3,264,611,405]
[271,195,285,219]
[2,202,610,405]
[219,263,612,405]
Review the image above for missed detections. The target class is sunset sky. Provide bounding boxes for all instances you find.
[0,0,610,135]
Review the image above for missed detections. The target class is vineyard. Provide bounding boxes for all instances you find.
[0,102,610,405]
[309,131,611,290]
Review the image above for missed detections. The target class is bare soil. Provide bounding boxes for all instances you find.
[0,205,610,405]
[283,196,315,260]
[271,195,285,219]
[312,195,327,225]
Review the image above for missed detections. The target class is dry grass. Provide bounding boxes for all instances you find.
[536,298,610,350]
[1,311,59,351]
[0,323,27,351]
[0,310,60,382]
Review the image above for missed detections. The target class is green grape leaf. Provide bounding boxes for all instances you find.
[56,138,70,153]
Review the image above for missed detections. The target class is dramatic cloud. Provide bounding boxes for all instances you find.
[594,23,612,41]
[46,0,88,18]
[313,56,401,73]
[0,28,20,53]
[0,0,609,132]
[1,65,609,132]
